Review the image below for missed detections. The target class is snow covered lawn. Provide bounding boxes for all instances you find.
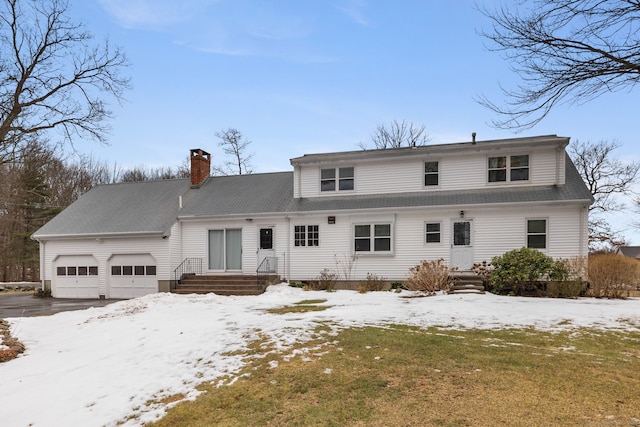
[2,284,639,427]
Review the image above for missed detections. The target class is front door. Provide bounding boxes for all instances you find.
[451,220,474,270]
[257,227,276,272]
[208,229,242,271]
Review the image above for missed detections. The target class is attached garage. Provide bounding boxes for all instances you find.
[108,254,158,299]
[53,255,100,298]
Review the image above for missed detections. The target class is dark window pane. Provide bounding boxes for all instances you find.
[511,155,529,167]
[339,167,354,179]
[424,174,438,186]
[425,161,438,173]
[320,180,335,192]
[527,220,546,234]
[135,265,145,275]
[511,168,529,181]
[355,238,370,252]
[488,156,506,169]
[339,178,354,190]
[57,266,66,276]
[489,169,506,182]
[374,224,391,237]
[122,265,133,275]
[321,168,335,180]
[528,235,546,249]
[260,228,273,250]
[355,225,370,238]
[111,266,121,276]
[67,267,77,276]
[453,222,471,246]
[294,225,305,247]
[89,266,98,276]
[146,265,156,275]
[308,225,319,246]
[426,223,440,233]
[426,233,441,243]
[78,266,88,276]
[374,237,391,251]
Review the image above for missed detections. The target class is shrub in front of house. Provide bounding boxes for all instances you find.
[490,248,564,296]
[405,259,454,295]
[308,270,338,291]
[358,273,387,293]
[587,254,640,299]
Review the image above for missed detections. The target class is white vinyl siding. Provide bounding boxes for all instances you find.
[294,146,562,197]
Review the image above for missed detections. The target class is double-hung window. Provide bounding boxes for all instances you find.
[527,219,547,249]
[424,161,439,186]
[354,223,392,253]
[294,225,319,247]
[320,167,354,192]
[425,222,441,243]
[488,155,529,182]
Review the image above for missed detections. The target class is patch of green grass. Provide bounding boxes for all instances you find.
[149,325,640,427]
[294,299,327,305]
[267,305,331,314]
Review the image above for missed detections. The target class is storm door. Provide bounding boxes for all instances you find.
[451,220,474,270]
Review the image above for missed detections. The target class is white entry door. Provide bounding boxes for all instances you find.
[451,220,474,270]
[257,227,276,272]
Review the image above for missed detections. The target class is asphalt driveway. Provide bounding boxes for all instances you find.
[0,293,123,318]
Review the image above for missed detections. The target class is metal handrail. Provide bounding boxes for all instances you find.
[257,256,277,289]
[173,258,203,287]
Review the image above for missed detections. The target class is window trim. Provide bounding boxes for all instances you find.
[353,222,394,255]
[487,154,530,183]
[424,161,439,187]
[425,221,442,244]
[320,166,355,192]
[294,225,319,247]
[526,218,548,250]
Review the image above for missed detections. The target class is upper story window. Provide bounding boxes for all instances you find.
[321,167,354,192]
[424,161,439,186]
[488,155,529,182]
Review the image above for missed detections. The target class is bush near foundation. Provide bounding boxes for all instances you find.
[490,248,564,296]
[405,259,455,295]
[358,273,387,293]
[587,254,640,299]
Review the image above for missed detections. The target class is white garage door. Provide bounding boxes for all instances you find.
[108,254,157,299]
[53,255,100,298]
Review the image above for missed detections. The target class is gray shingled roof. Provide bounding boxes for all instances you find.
[33,178,192,238]
[618,246,640,259]
[179,172,294,217]
[33,151,592,239]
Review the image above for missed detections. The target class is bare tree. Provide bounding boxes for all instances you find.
[569,140,640,250]
[479,1,640,130]
[0,0,130,162]
[360,120,430,150]
[213,128,254,175]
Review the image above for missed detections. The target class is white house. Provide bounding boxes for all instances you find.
[32,135,593,299]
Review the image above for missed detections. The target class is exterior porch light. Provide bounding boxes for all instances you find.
[459,210,465,218]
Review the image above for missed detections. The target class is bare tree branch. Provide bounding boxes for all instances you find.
[0,0,130,162]
[213,128,254,175]
[478,0,640,130]
[360,119,430,149]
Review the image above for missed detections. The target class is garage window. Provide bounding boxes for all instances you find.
[111,266,121,275]
[122,266,133,275]
[135,265,145,275]
[146,265,156,275]
[78,266,88,276]
[89,266,98,276]
[57,267,66,276]
[67,267,77,276]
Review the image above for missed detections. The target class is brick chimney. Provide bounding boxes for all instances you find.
[190,149,211,187]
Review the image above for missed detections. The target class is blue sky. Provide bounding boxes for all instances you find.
[69,0,639,243]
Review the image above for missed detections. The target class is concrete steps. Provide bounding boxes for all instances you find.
[448,272,485,294]
[173,274,266,296]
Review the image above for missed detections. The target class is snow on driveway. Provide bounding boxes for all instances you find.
[2,284,639,427]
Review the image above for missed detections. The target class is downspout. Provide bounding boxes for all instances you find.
[39,240,45,291]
